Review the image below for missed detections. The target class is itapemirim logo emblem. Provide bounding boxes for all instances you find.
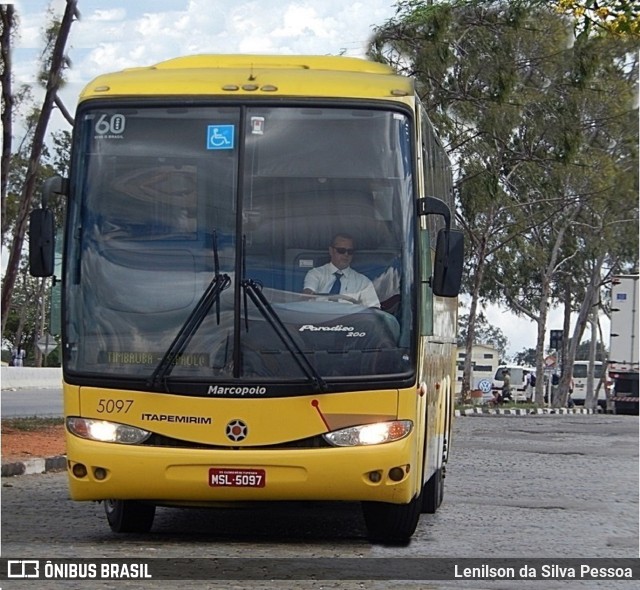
[225,419,248,442]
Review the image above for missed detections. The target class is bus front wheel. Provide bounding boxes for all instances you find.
[104,499,156,533]
[361,494,422,544]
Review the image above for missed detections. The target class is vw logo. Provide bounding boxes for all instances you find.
[226,419,248,442]
[478,379,492,393]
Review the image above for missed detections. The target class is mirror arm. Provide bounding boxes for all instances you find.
[417,196,451,230]
[41,176,68,209]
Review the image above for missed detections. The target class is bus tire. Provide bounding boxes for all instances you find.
[104,499,155,533]
[421,467,443,514]
[361,494,422,544]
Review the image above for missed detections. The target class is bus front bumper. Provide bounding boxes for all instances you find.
[65,434,420,505]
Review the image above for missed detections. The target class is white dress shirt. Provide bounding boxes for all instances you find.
[303,263,380,308]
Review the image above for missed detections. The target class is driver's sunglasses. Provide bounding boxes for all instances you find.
[333,247,355,255]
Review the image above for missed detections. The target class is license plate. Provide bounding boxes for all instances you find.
[209,468,266,488]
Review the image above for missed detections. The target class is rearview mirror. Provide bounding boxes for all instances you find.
[29,208,56,277]
[432,228,464,297]
[29,176,67,277]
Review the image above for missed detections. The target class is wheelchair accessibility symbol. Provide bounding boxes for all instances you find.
[207,125,235,150]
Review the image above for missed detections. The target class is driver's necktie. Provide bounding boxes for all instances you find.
[329,272,343,295]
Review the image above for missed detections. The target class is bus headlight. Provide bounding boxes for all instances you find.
[67,417,151,444]
[323,420,412,447]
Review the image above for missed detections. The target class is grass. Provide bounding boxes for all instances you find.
[1,416,64,431]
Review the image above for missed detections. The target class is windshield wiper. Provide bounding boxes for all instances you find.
[148,230,230,389]
[147,273,231,389]
[241,279,327,392]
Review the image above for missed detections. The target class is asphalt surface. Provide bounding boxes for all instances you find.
[0,412,637,590]
[1,387,63,417]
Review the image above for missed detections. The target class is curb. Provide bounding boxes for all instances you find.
[1,455,66,477]
[454,407,600,417]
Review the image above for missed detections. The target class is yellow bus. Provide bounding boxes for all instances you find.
[30,55,463,543]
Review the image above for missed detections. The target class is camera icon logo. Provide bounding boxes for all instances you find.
[7,560,40,578]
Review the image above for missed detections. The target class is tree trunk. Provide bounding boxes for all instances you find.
[0,0,77,336]
[557,278,572,407]
[534,280,550,406]
[558,252,606,407]
[584,311,597,410]
[1,4,14,239]
[462,236,488,402]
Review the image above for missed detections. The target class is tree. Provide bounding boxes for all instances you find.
[369,1,580,399]
[369,0,638,405]
[513,347,537,366]
[457,311,508,360]
[520,32,638,405]
[2,129,69,366]
[3,265,46,366]
[493,36,637,402]
[1,0,78,336]
[1,3,15,236]
[544,0,640,37]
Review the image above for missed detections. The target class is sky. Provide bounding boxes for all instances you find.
[7,0,608,358]
[11,0,399,131]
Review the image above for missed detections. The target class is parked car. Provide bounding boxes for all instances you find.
[492,365,535,402]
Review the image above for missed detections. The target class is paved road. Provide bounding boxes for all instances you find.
[1,413,637,589]
[0,388,63,417]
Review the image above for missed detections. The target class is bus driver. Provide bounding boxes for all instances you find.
[302,233,380,308]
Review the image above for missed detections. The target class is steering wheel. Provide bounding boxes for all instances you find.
[302,292,359,304]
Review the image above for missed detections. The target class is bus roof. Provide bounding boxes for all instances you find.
[79,54,415,102]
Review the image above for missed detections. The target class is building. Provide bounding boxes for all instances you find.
[456,343,500,395]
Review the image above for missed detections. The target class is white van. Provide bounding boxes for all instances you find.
[491,365,535,402]
[571,360,606,406]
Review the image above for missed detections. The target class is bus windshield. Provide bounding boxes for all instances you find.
[64,104,416,390]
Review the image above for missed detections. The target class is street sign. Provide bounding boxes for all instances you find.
[37,333,58,356]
